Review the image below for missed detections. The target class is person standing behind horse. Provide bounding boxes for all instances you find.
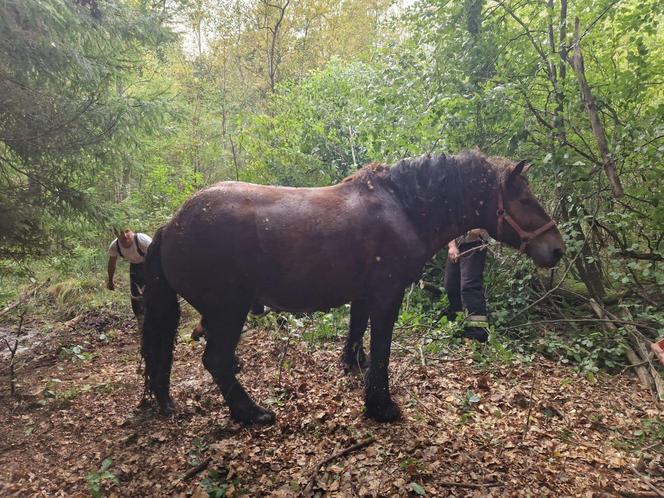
[107,228,152,325]
[445,228,490,342]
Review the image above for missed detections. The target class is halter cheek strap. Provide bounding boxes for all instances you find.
[497,190,557,252]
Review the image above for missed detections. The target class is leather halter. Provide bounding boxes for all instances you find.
[497,189,557,252]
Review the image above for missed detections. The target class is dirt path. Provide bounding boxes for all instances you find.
[1,312,662,497]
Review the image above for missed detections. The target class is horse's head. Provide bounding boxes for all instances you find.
[491,160,565,268]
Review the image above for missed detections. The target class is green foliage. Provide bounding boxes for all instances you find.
[86,457,119,498]
[302,310,347,344]
[461,390,481,413]
[187,437,209,467]
[241,61,377,186]
[617,416,664,453]
[2,0,663,378]
[408,482,427,496]
[537,329,628,376]
[201,468,229,498]
[59,344,93,362]
[0,0,176,256]
[41,378,93,405]
[261,308,349,347]
[631,417,664,450]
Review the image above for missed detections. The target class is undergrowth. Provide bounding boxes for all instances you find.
[1,250,131,322]
[2,243,662,380]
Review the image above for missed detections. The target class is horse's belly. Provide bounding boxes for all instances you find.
[262,298,346,314]
[257,276,362,313]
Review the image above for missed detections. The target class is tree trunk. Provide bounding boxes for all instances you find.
[570,17,624,198]
[547,0,606,301]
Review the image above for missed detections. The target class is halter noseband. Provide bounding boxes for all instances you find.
[497,189,557,252]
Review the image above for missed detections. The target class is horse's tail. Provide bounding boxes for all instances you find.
[141,226,180,411]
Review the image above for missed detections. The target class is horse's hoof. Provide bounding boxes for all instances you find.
[231,406,275,425]
[251,409,276,425]
[341,360,367,375]
[365,398,402,422]
[342,362,360,374]
[158,397,176,416]
[341,349,368,373]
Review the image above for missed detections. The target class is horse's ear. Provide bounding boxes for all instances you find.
[508,160,529,182]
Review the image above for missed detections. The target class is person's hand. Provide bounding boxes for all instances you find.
[652,338,664,366]
[107,280,115,291]
[448,245,460,263]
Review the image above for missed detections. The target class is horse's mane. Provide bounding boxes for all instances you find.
[341,150,514,228]
[345,149,511,192]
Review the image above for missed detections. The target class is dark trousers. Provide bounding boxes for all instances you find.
[129,263,145,318]
[444,241,487,319]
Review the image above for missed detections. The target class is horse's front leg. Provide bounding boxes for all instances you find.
[341,300,369,372]
[365,291,404,422]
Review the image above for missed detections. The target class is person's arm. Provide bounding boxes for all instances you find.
[448,239,460,263]
[107,256,117,290]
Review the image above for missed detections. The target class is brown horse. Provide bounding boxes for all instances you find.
[141,150,564,424]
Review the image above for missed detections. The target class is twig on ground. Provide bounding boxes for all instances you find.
[622,359,652,373]
[303,437,375,496]
[639,440,663,453]
[438,480,504,489]
[182,457,212,481]
[277,333,292,387]
[521,368,538,442]
[3,312,26,395]
[431,357,466,362]
[631,467,664,497]
[619,491,663,498]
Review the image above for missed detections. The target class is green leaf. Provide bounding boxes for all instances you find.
[409,482,426,495]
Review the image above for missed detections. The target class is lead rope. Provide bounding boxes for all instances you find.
[456,241,489,259]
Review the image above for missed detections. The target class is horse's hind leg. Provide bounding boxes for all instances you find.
[193,316,242,373]
[203,308,275,425]
[341,300,369,372]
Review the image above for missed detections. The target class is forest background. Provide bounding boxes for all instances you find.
[1,0,663,378]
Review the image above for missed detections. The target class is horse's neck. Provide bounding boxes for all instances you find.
[424,163,496,258]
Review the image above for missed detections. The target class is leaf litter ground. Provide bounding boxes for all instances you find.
[1,311,662,497]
